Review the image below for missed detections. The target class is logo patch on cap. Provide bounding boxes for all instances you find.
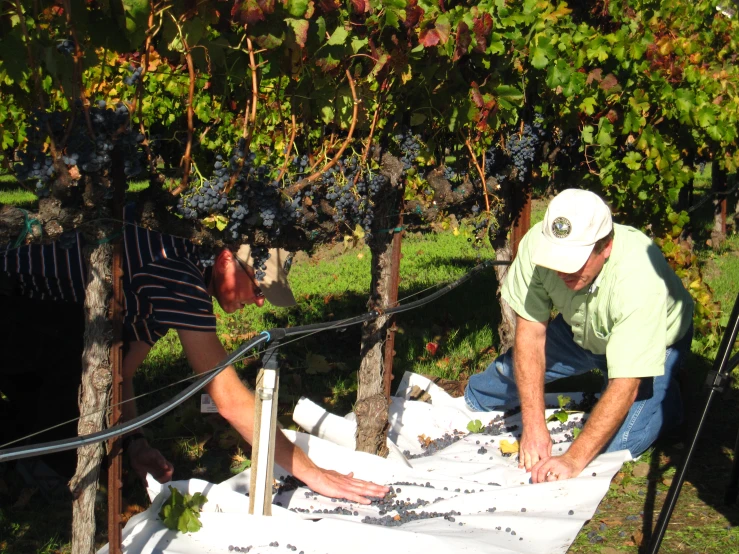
[551,217,572,238]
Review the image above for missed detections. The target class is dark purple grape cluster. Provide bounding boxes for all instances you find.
[14,102,144,196]
[484,116,547,185]
[56,37,75,55]
[123,64,144,87]
[393,129,421,171]
[249,246,270,282]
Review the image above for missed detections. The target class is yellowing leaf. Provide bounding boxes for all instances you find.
[499,439,519,455]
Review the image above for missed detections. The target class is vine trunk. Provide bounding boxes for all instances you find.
[355,153,404,456]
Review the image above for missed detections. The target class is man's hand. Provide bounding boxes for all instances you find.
[128,439,174,484]
[299,467,390,505]
[530,452,586,483]
[518,422,553,471]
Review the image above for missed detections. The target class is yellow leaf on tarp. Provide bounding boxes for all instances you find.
[499,439,519,455]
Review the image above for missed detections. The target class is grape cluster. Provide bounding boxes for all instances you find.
[394,129,421,171]
[249,246,270,282]
[123,64,144,87]
[14,102,145,197]
[484,116,547,185]
[56,38,75,56]
[176,176,229,220]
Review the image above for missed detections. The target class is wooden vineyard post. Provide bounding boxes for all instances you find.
[249,343,280,516]
[107,240,124,554]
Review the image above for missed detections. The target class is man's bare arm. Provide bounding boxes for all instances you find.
[177,329,389,503]
[514,315,551,471]
[530,377,640,483]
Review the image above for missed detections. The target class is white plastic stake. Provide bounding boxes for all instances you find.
[249,346,280,516]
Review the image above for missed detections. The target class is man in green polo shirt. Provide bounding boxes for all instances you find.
[465,189,694,483]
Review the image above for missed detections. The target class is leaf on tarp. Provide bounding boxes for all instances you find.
[467,419,484,433]
[499,439,519,455]
[547,410,569,424]
[158,486,207,534]
[305,352,331,374]
[572,427,582,439]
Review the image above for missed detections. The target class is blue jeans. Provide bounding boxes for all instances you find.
[464,314,693,458]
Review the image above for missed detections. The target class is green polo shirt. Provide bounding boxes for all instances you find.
[502,222,694,379]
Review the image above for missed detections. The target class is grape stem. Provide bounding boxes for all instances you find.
[223,35,259,195]
[287,70,359,197]
[62,0,96,141]
[464,137,491,213]
[362,76,389,165]
[276,114,297,184]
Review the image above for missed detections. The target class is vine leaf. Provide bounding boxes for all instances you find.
[158,486,208,534]
[286,18,310,48]
[467,419,484,433]
[118,0,150,48]
[327,26,349,46]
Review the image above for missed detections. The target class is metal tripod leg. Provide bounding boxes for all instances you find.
[647,292,739,554]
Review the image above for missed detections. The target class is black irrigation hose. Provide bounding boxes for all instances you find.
[0,334,269,462]
[0,259,510,463]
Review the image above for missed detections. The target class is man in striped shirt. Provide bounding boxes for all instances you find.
[2,205,388,504]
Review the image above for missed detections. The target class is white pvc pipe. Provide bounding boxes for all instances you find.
[253,369,277,515]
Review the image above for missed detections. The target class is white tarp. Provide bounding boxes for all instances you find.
[99,372,628,554]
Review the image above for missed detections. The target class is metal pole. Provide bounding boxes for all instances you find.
[648,292,739,553]
[249,342,280,516]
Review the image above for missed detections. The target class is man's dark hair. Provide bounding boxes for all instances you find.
[593,228,615,254]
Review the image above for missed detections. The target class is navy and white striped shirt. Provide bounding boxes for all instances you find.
[2,205,216,346]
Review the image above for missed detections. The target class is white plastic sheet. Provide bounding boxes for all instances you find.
[99,372,628,554]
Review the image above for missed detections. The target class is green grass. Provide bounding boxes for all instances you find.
[0,188,38,208]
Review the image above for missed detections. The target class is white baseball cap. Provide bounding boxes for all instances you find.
[531,189,613,273]
[235,245,297,307]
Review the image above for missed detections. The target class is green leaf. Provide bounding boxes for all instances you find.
[410,113,426,126]
[118,0,150,49]
[494,85,524,109]
[572,427,582,439]
[287,0,309,17]
[557,395,572,410]
[582,125,594,144]
[320,105,334,125]
[314,16,326,44]
[530,48,549,69]
[467,419,484,433]
[286,18,310,48]
[158,486,207,534]
[579,97,597,115]
[327,26,349,46]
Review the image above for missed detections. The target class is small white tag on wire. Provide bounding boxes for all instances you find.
[200,394,219,413]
